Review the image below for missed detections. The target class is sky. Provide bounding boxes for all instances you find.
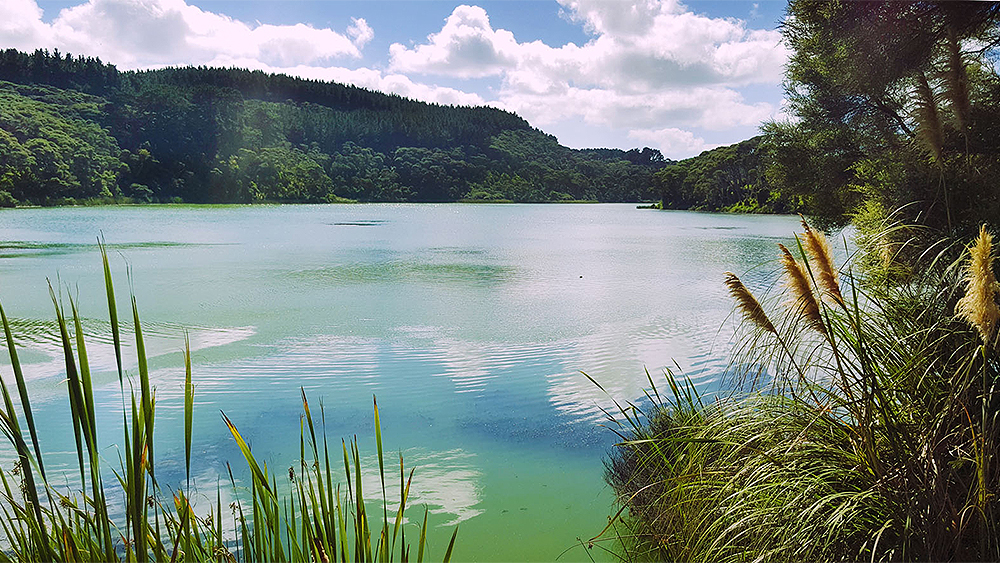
[2,0,792,159]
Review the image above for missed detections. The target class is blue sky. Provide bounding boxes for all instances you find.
[5,0,791,159]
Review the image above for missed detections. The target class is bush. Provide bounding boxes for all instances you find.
[0,190,17,208]
[598,222,1000,561]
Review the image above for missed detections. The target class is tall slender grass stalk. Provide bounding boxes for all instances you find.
[0,243,457,562]
[599,222,1000,562]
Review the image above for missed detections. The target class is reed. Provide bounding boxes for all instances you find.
[598,222,1000,562]
[800,217,844,306]
[0,243,457,562]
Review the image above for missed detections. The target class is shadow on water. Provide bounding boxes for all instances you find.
[0,240,218,259]
[329,220,388,226]
[287,260,518,286]
[458,389,615,455]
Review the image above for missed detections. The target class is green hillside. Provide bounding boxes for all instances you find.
[0,48,669,205]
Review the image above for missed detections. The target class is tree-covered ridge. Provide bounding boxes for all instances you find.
[0,48,670,206]
[654,136,799,214]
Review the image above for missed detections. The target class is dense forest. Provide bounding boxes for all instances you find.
[0,48,671,206]
[654,136,799,214]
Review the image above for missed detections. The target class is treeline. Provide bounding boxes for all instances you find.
[0,48,669,206]
[654,136,799,214]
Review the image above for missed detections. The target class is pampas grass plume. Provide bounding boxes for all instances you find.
[724,272,777,334]
[956,225,1000,343]
[779,243,826,335]
[800,218,844,306]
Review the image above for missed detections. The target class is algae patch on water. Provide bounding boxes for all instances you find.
[0,240,211,259]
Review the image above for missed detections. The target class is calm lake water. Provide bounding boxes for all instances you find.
[0,203,804,561]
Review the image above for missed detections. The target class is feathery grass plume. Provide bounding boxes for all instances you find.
[800,218,844,305]
[956,225,1000,343]
[778,243,825,335]
[914,71,944,164]
[943,25,970,135]
[724,272,776,334]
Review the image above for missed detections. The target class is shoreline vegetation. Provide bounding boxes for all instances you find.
[599,221,1000,561]
[0,197,614,208]
[0,47,795,213]
[0,48,670,208]
[595,3,1000,559]
[0,242,459,562]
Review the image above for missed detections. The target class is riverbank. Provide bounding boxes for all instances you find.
[5,196,629,208]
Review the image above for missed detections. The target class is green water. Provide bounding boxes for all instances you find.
[0,203,803,561]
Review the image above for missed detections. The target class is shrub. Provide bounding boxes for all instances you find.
[598,221,999,562]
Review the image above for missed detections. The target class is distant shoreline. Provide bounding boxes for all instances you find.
[2,198,633,209]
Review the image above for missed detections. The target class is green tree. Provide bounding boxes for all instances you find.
[766,0,1000,237]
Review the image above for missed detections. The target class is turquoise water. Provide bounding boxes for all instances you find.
[0,204,804,561]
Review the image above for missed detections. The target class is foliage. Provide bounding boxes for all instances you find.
[0,82,119,204]
[0,245,458,561]
[598,222,1000,562]
[0,48,669,205]
[765,0,1000,240]
[655,136,799,214]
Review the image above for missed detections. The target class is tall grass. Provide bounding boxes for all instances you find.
[597,221,999,561]
[0,242,457,562]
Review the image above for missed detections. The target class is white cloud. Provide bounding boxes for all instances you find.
[347,17,373,49]
[497,85,773,132]
[387,1,788,155]
[2,0,366,68]
[628,127,717,159]
[561,0,685,37]
[0,0,49,50]
[389,5,519,78]
[392,1,786,88]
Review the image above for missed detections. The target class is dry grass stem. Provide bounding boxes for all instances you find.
[779,243,826,335]
[956,225,1000,343]
[724,272,777,334]
[800,219,844,305]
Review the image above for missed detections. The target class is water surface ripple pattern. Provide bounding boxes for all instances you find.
[0,204,804,562]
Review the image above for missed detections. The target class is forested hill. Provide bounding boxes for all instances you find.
[654,136,800,214]
[0,48,670,206]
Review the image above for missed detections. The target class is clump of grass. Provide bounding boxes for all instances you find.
[0,241,457,562]
[597,222,1000,562]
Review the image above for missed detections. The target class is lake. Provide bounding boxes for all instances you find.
[0,203,804,561]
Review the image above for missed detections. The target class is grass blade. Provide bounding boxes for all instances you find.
[184,333,194,489]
